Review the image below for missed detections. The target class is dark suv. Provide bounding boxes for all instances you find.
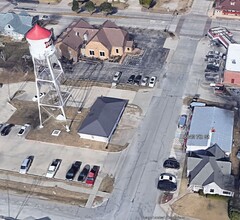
[66,161,82,180]
[1,124,15,136]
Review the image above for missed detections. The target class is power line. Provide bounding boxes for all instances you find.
[15,174,44,219]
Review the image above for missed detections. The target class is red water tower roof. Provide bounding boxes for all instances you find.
[26,24,51,40]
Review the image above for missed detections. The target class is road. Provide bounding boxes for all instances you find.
[0,0,239,219]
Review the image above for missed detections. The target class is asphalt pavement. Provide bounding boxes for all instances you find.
[0,0,240,219]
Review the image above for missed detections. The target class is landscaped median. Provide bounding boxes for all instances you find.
[0,169,113,207]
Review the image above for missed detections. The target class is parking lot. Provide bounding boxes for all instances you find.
[0,125,107,181]
[69,28,169,86]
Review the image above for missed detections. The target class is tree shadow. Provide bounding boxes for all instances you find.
[108,7,118,15]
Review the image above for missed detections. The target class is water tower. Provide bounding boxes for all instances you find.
[26,24,70,131]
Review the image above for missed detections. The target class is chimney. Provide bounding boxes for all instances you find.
[83,33,88,42]
[207,127,216,147]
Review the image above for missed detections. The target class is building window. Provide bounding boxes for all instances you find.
[89,50,94,56]
[8,25,10,28]
[231,79,235,84]
[99,51,105,57]
[223,191,231,195]
[116,48,119,53]
[210,189,214,193]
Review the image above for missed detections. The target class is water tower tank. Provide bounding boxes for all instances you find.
[26,24,55,60]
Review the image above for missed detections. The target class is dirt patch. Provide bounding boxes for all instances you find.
[0,171,88,206]
[93,196,105,207]
[7,99,136,152]
[171,193,229,220]
[98,175,114,193]
[0,36,33,81]
[171,156,229,220]
[183,96,237,110]
[149,0,193,14]
[160,192,173,204]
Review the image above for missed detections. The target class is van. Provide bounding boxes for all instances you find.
[178,115,187,128]
[190,102,206,108]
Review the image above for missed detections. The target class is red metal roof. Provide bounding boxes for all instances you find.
[26,24,51,40]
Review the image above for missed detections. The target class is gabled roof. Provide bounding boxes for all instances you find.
[78,96,128,138]
[0,12,33,35]
[89,22,129,49]
[188,144,227,159]
[56,19,133,53]
[215,0,240,11]
[56,19,98,51]
[188,145,233,190]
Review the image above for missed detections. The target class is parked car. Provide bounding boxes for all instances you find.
[40,15,50,20]
[113,71,122,82]
[66,161,82,180]
[140,76,149,86]
[46,159,62,178]
[134,75,142,85]
[163,157,180,169]
[157,173,177,191]
[17,124,30,136]
[19,156,34,174]
[127,75,135,84]
[32,92,46,102]
[189,102,206,109]
[77,164,90,182]
[178,114,187,128]
[86,165,100,186]
[148,76,157,88]
[1,124,15,136]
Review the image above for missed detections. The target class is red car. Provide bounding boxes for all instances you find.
[86,165,100,186]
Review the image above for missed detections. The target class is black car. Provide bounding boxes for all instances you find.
[157,173,177,191]
[134,75,142,85]
[163,158,180,169]
[66,161,82,180]
[77,164,90,182]
[1,124,15,136]
[127,75,135,84]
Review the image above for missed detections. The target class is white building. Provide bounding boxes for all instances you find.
[186,106,234,155]
[187,144,234,197]
[0,12,37,40]
[78,96,128,143]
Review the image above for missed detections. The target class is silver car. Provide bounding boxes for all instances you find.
[19,156,34,174]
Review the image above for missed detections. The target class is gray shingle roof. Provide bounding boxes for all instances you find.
[0,12,33,35]
[188,145,233,190]
[78,96,128,138]
[186,106,234,153]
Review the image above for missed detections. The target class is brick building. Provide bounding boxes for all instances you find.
[55,19,134,62]
[224,44,240,85]
[214,0,240,17]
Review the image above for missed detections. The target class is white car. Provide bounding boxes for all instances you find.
[46,159,62,178]
[157,173,177,191]
[32,92,46,102]
[140,76,149,86]
[19,156,34,174]
[113,71,122,82]
[148,76,157,88]
[17,124,30,136]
